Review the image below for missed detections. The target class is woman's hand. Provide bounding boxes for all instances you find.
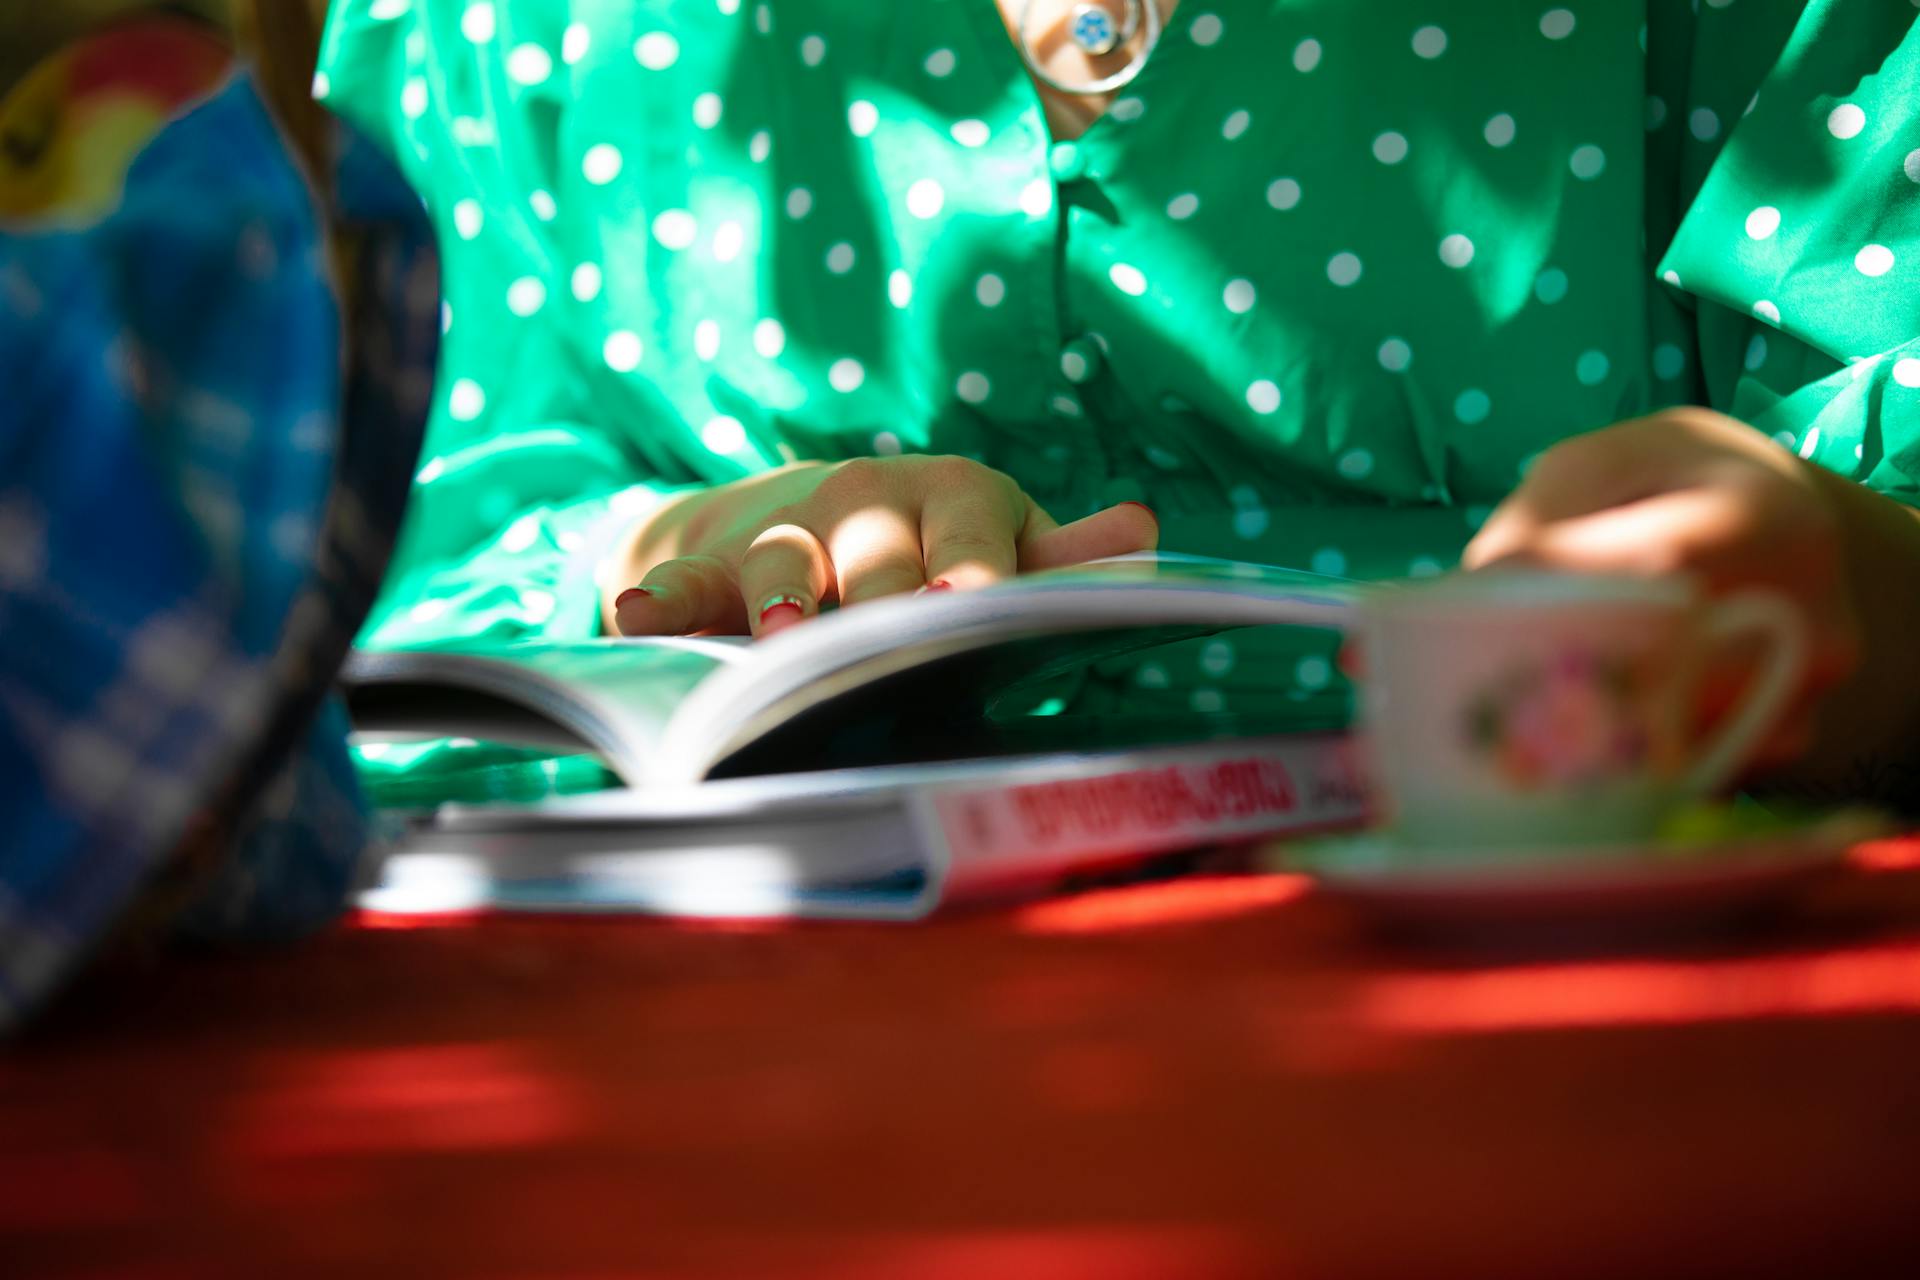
[1465,407,1920,792]
[601,455,1158,638]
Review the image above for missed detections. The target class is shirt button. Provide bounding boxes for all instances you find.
[1060,336,1102,384]
[1047,141,1089,183]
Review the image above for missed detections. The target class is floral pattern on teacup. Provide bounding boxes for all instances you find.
[1463,648,1653,789]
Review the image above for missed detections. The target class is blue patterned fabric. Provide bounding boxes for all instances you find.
[0,73,434,1028]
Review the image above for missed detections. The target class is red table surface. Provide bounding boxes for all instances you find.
[9,841,1920,1280]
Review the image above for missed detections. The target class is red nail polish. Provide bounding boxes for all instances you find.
[759,603,805,633]
[615,586,655,608]
[1121,501,1156,519]
[758,594,807,634]
[926,579,952,592]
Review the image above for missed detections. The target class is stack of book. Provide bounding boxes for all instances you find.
[346,554,1371,918]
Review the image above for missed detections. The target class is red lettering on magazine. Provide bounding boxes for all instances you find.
[1010,758,1299,845]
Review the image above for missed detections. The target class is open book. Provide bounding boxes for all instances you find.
[344,554,1374,918]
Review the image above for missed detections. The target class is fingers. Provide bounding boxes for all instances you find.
[1019,500,1159,572]
[1460,502,1534,571]
[737,523,834,638]
[1467,488,1745,580]
[612,554,748,636]
[612,459,1143,637]
[920,487,1020,591]
[1017,493,1059,543]
[1464,410,1794,571]
[1464,489,1566,572]
[1465,424,1686,570]
[827,504,929,608]
[1468,487,1852,659]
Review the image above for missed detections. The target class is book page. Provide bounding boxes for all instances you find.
[343,637,747,786]
[658,554,1364,784]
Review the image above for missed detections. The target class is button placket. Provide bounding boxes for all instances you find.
[1044,142,1117,510]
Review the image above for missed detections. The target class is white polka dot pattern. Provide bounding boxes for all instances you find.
[603,331,643,371]
[571,262,602,302]
[1109,264,1148,296]
[330,0,1920,695]
[828,358,864,392]
[460,3,495,43]
[507,44,552,85]
[1827,103,1866,140]
[448,378,485,420]
[905,179,945,219]
[1855,244,1895,277]
[753,318,786,358]
[634,32,679,69]
[702,415,747,453]
[582,144,622,184]
[506,277,546,316]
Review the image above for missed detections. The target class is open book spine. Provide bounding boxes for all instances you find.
[910,735,1370,909]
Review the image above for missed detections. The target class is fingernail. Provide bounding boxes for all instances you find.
[1121,501,1157,520]
[615,586,656,609]
[758,594,806,633]
[916,580,952,595]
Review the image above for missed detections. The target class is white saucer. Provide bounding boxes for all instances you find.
[1272,812,1885,925]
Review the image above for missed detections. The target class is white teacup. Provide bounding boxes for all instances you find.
[1357,571,1809,849]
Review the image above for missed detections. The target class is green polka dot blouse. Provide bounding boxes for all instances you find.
[317,0,1920,662]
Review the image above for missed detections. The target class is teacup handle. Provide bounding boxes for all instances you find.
[1680,591,1811,797]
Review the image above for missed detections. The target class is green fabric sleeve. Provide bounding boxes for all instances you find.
[318,0,708,648]
[1658,0,1920,505]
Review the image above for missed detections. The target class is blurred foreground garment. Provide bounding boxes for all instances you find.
[0,15,435,1029]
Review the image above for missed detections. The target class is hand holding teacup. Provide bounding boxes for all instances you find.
[1463,408,1861,767]
[1356,408,1864,849]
